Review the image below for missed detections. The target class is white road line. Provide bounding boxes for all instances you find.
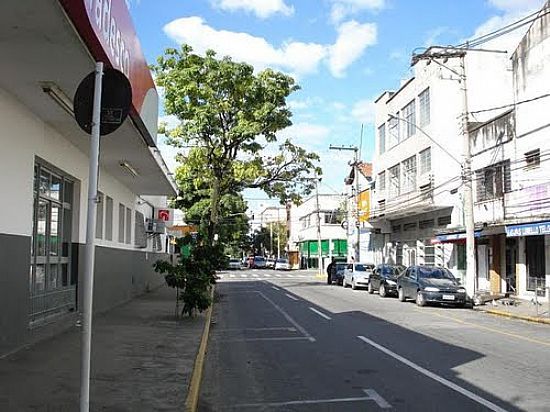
[285,293,299,301]
[218,327,297,332]
[264,274,271,277]
[219,336,311,343]
[257,291,315,342]
[357,336,509,412]
[229,274,235,278]
[271,286,280,291]
[233,389,391,409]
[275,274,283,278]
[287,274,295,278]
[240,274,247,278]
[252,274,259,278]
[309,307,331,320]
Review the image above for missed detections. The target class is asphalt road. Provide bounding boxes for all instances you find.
[199,269,550,411]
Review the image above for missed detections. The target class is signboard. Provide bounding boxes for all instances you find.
[158,209,171,222]
[358,190,371,223]
[505,221,550,237]
[434,231,481,243]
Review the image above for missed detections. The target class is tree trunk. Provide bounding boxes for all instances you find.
[207,175,221,246]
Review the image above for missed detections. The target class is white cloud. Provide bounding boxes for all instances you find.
[164,17,376,78]
[328,20,377,77]
[424,26,450,48]
[351,99,375,124]
[158,114,180,130]
[278,122,331,148]
[330,0,386,24]
[211,0,294,18]
[487,0,543,12]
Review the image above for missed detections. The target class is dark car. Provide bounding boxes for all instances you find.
[331,262,348,285]
[249,256,267,269]
[397,265,467,307]
[368,264,405,297]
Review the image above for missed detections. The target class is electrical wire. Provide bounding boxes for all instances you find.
[470,93,550,115]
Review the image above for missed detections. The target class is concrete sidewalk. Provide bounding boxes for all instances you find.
[0,285,206,411]
[474,298,550,325]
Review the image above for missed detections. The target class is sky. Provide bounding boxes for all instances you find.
[127,0,545,213]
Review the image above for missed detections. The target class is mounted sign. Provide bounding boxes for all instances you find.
[158,209,171,221]
[506,221,550,237]
[74,68,132,135]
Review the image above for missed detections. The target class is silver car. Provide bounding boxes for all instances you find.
[342,263,375,290]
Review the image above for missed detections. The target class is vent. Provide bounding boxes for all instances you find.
[525,149,540,168]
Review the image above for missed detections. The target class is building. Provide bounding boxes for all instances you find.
[370,45,513,286]
[0,0,176,356]
[469,2,550,302]
[288,194,347,270]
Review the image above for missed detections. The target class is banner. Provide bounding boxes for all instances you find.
[358,190,370,223]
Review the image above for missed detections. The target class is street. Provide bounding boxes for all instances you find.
[199,269,550,411]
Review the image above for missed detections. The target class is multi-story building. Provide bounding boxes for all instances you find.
[0,1,176,356]
[469,2,550,301]
[288,194,347,270]
[370,45,513,285]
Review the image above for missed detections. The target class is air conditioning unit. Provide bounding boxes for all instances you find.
[418,173,433,190]
[146,219,166,234]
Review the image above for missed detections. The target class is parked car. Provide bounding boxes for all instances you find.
[249,256,267,269]
[266,258,276,269]
[368,264,405,297]
[342,263,375,290]
[331,262,348,285]
[228,258,242,270]
[397,265,467,307]
[275,258,291,270]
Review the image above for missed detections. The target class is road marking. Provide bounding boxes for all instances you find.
[229,274,235,278]
[271,286,280,291]
[264,274,271,277]
[309,307,331,320]
[257,291,315,342]
[275,274,282,278]
[357,336,508,412]
[252,274,259,278]
[240,274,247,278]
[419,310,550,348]
[218,327,297,332]
[219,336,312,343]
[285,293,299,301]
[287,275,295,278]
[232,389,391,409]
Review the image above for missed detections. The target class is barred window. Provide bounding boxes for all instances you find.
[419,88,430,127]
[402,100,416,138]
[378,123,386,154]
[389,164,400,198]
[419,148,431,175]
[401,156,417,194]
[378,171,386,192]
[388,116,400,147]
[476,160,511,202]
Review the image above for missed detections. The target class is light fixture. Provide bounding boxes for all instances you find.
[40,82,74,116]
[119,160,139,177]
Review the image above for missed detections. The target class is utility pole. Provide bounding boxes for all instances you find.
[315,178,323,273]
[270,221,273,257]
[277,208,281,259]
[329,145,360,262]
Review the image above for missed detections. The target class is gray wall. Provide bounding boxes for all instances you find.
[0,233,31,356]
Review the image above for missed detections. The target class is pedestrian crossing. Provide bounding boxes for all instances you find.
[217,272,316,281]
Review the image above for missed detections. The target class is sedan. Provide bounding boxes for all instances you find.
[342,263,375,290]
[228,258,242,270]
[275,258,291,270]
[368,264,405,297]
[331,262,348,285]
[397,265,467,307]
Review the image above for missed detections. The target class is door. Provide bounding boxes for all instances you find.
[476,245,490,291]
[505,239,517,293]
[30,163,75,325]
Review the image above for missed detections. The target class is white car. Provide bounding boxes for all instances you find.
[228,258,242,270]
[275,258,291,270]
[342,263,375,290]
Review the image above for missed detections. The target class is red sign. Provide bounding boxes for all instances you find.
[158,209,171,222]
[59,0,155,115]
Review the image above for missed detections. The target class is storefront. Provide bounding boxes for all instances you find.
[0,0,176,355]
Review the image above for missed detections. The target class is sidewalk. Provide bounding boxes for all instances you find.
[0,285,206,411]
[474,298,550,325]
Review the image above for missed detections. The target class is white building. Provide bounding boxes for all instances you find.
[0,1,176,356]
[288,194,347,270]
[370,45,513,286]
[469,2,550,302]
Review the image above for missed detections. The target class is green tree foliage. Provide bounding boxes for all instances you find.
[153,45,321,244]
[252,222,288,257]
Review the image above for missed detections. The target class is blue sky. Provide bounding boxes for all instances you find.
[127,0,544,211]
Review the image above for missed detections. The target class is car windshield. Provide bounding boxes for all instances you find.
[276,259,288,263]
[354,264,373,272]
[254,257,265,262]
[418,267,456,280]
[230,259,240,263]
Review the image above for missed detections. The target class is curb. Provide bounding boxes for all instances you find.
[185,285,216,412]
[476,308,550,325]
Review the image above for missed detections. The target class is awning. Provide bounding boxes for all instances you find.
[505,221,550,237]
[432,230,482,244]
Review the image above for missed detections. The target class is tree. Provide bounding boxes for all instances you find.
[153,45,321,245]
[252,222,288,257]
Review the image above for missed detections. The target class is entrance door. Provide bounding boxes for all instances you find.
[476,245,491,291]
[30,163,75,325]
[505,239,517,293]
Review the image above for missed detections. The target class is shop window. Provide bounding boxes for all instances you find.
[456,243,466,270]
[526,236,546,291]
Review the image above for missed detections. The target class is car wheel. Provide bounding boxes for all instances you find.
[398,287,406,302]
[367,282,374,294]
[342,279,347,288]
[416,291,426,307]
[379,284,386,298]
[351,278,357,290]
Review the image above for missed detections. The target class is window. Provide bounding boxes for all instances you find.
[389,164,400,198]
[118,203,125,243]
[125,207,132,244]
[388,116,400,147]
[437,215,451,226]
[392,224,401,233]
[378,171,386,192]
[419,88,430,127]
[378,124,386,154]
[403,222,417,231]
[95,192,104,239]
[402,100,416,138]
[401,156,417,194]
[424,244,442,266]
[526,236,546,291]
[525,149,540,168]
[456,243,466,270]
[419,148,431,175]
[324,211,342,224]
[419,219,434,229]
[476,160,511,202]
[134,211,147,248]
[105,196,113,241]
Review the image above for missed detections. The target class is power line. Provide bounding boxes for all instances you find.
[470,93,550,115]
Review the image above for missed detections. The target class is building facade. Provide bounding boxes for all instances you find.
[0,0,176,356]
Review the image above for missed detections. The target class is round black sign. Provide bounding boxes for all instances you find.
[74,67,132,136]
